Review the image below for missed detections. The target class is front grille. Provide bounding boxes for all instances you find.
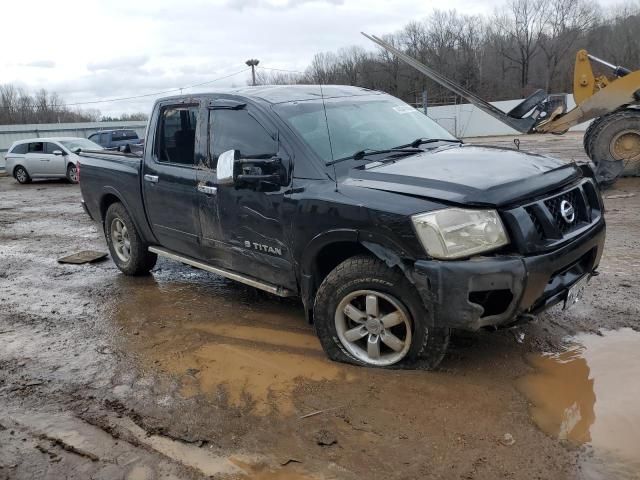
[504,179,603,254]
[543,187,585,235]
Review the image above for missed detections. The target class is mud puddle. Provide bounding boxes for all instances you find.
[111,275,356,415]
[517,328,640,479]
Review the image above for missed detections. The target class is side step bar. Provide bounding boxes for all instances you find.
[148,246,295,297]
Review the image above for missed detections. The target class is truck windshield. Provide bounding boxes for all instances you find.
[273,94,457,163]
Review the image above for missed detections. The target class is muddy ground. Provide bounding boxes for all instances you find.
[0,133,639,479]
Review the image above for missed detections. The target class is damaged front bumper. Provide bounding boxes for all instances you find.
[412,220,606,330]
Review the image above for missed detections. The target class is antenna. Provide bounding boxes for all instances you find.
[319,83,339,192]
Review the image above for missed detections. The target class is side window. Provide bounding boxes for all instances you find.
[209,109,277,169]
[45,143,60,154]
[10,143,28,154]
[89,134,100,144]
[28,142,44,153]
[156,105,199,166]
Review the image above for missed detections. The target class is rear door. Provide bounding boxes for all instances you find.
[142,101,203,258]
[197,101,296,290]
[25,142,48,176]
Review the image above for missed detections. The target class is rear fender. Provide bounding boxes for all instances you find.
[101,186,158,245]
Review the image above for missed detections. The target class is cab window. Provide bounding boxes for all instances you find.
[156,105,199,166]
[209,109,276,169]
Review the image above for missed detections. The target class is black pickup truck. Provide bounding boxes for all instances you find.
[79,85,606,369]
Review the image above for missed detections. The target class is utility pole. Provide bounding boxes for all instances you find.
[246,59,260,86]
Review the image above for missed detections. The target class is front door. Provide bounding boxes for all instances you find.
[44,142,66,175]
[142,103,203,258]
[196,103,296,290]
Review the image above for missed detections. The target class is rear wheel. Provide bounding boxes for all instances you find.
[14,166,31,184]
[66,163,78,184]
[313,255,450,369]
[105,202,157,275]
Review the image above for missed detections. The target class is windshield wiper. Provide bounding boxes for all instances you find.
[327,147,423,165]
[396,138,463,149]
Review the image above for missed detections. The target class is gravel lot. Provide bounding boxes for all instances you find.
[0,134,638,480]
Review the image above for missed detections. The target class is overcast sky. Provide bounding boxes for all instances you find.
[0,0,621,116]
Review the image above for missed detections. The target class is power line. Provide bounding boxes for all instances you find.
[258,66,306,75]
[0,68,251,111]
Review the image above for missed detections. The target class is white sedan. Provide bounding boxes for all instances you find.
[5,137,102,184]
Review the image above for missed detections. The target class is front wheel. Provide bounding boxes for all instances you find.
[105,203,157,275]
[313,255,450,369]
[66,163,78,184]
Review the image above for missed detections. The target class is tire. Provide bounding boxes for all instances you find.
[104,202,157,275]
[583,116,603,159]
[313,255,450,369]
[66,163,79,184]
[14,166,31,184]
[587,109,640,178]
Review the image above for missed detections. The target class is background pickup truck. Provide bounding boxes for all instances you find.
[79,85,606,369]
[88,129,143,150]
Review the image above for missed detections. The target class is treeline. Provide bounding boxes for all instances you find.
[256,0,640,105]
[101,113,149,122]
[0,85,101,125]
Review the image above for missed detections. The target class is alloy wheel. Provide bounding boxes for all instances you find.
[111,218,131,262]
[334,289,413,366]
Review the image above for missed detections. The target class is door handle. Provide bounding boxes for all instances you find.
[197,184,217,195]
[144,174,159,183]
[40,159,50,162]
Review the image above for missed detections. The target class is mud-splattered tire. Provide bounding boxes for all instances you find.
[105,202,157,275]
[313,255,449,370]
[66,163,79,184]
[586,110,640,180]
[14,166,31,184]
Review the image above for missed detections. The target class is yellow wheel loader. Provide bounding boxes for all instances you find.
[363,33,640,186]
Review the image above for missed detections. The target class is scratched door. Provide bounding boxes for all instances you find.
[199,103,297,291]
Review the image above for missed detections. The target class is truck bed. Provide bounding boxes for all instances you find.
[78,150,149,238]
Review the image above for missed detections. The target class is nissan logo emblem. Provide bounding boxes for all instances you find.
[560,200,575,223]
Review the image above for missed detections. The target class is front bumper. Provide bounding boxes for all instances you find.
[412,219,606,330]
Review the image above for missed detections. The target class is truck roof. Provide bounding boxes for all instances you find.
[158,85,380,105]
[91,129,138,134]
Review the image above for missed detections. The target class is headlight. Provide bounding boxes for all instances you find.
[412,208,509,260]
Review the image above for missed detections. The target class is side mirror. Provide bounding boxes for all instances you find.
[216,150,236,185]
[52,150,65,156]
[216,149,288,188]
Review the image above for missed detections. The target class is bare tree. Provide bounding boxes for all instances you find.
[0,84,100,125]
[494,0,551,94]
[540,0,600,91]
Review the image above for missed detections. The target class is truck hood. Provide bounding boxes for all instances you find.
[343,145,582,207]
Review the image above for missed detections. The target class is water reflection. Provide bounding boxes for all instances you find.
[517,346,595,443]
[518,328,640,479]
[110,272,355,415]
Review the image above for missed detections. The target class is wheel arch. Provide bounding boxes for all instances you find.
[12,164,28,177]
[300,229,415,322]
[99,187,158,246]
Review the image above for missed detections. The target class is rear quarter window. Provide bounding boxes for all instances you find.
[9,143,28,154]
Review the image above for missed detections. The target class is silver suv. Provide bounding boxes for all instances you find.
[5,137,102,184]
